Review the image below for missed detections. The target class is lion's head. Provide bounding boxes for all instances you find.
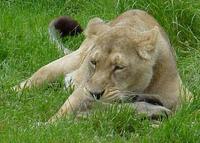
[84,19,159,102]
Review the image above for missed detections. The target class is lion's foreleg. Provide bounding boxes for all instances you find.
[130,102,172,119]
[48,87,94,123]
[117,92,172,119]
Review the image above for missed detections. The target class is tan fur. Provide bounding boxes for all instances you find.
[14,10,192,122]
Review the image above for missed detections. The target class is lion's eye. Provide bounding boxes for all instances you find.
[90,60,96,67]
[114,65,125,71]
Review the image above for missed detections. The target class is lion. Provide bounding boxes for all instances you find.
[14,10,193,123]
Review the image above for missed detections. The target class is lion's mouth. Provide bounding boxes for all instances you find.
[84,87,163,106]
[90,90,105,100]
[84,87,105,101]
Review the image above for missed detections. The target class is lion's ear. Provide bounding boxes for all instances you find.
[136,26,159,60]
[84,18,110,38]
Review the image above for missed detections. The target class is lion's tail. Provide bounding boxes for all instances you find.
[48,24,70,55]
[48,16,83,55]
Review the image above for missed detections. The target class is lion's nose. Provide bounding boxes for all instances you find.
[89,90,105,100]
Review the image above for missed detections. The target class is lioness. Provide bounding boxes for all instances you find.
[14,10,192,122]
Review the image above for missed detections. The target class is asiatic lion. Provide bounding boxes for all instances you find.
[14,10,192,123]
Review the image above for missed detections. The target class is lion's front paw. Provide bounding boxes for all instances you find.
[12,85,21,92]
[134,102,172,120]
[147,106,172,120]
[48,114,61,124]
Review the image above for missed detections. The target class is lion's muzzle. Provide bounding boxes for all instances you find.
[89,90,105,100]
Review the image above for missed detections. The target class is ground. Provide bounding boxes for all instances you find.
[0,0,199,142]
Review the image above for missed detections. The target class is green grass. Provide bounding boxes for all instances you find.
[0,0,200,142]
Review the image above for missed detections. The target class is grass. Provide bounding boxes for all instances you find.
[0,0,200,142]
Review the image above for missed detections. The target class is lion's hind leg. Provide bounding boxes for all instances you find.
[13,49,84,91]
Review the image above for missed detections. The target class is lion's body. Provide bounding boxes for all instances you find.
[14,10,192,122]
